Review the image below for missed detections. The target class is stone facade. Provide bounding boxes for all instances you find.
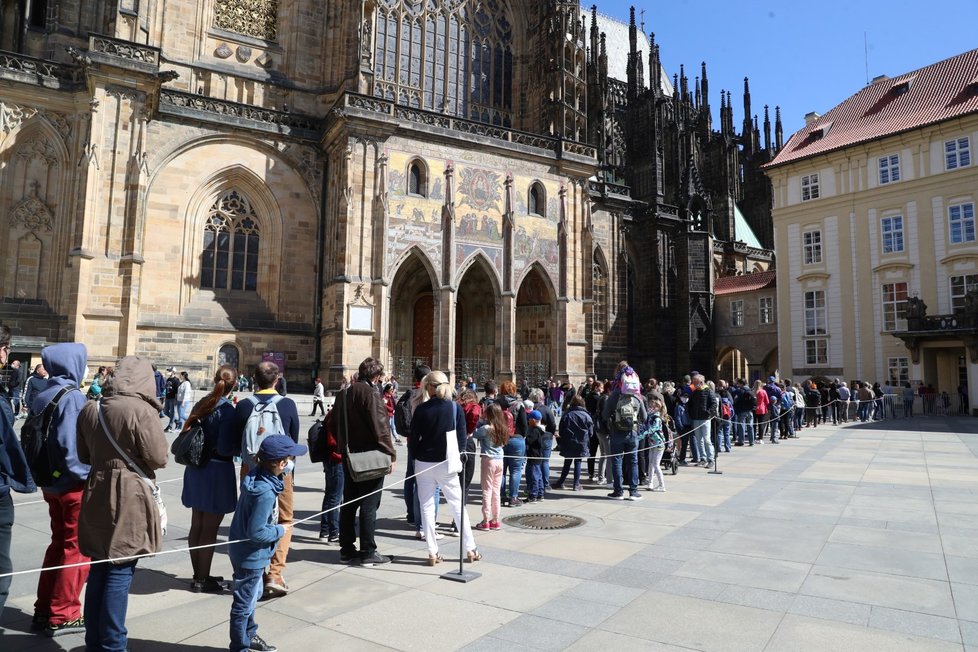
[0,1,778,389]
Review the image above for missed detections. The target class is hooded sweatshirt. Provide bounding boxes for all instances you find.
[32,343,90,493]
[228,466,286,570]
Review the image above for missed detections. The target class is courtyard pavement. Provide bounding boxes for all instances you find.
[2,398,977,651]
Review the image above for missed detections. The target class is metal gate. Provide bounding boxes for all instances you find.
[515,360,550,386]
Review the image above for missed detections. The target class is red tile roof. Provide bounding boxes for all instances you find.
[714,270,777,295]
[766,48,978,168]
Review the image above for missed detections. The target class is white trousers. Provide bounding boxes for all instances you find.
[415,460,476,556]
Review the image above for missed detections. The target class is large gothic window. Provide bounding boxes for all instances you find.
[592,256,608,333]
[201,190,261,292]
[373,0,513,127]
[214,0,279,41]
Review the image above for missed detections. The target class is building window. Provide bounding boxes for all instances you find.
[731,300,744,327]
[803,229,822,265]
[881,282,909,331]
[950,274,978,311]
[879,154,900,184]
[945,137,971,171]
[592,259,607,333]
[801,173,819,201]
[528,182,544,216]
[218,344,240,370]
[949,202,976,244]
[888,356,909,385]
[201,190,261,292]
[881,215,905,254]
[408,161,426,197]
[759,296,774,324]
[805,339,828,365]
[213,0,279,41]
[804,290,826,335]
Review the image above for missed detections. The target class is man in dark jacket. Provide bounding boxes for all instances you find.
[30,343,91,636]
[763,376,783,444]
[0,325,36,618]
[235,361,300,598]
[22,363,48,419]
[688,375,716,468]
[327,357,396,567]
[394,364,430,525]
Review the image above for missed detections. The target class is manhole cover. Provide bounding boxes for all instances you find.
[502,513,586,530]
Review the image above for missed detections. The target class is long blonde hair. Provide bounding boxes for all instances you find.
[423,370,453,401]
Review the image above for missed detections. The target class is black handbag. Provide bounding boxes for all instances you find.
[340,388,391,482]
[171,421,209,468]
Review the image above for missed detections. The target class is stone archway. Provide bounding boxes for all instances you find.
[389,250,437,383]
[515,265,556,385]
[716,346,750,382]
[455,257,498,384]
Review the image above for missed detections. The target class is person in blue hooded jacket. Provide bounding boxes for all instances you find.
[228,434,305,652]
[30,342,91,636]
[0,324,36,619]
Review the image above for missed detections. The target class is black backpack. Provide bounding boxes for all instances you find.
[20,386,77,487]
[307,419,326,463]
[393,388,416,438]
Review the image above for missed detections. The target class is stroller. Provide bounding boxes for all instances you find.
[658,422,679,475]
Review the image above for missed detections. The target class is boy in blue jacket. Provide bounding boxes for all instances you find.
[228,435,306,652]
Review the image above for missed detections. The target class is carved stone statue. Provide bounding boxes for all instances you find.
[906,296,927,321]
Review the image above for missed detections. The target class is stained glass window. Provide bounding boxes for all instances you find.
[201,190,261,292]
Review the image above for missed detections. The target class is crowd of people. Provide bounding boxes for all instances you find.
[0,327,968,651]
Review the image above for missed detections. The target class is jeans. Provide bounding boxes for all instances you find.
[735,411,753,444]
[36,486,90,624]
[858,401,871,422]
[526,461,544,498]
[691,419,714,462]
[164,397,177,429]
[609,432,639,495]
[339,471,384,558]
[501,436,526,501]
[719,419,732,451]
[903,398,914,417]
[767,406,780,441]
[795,405,805,430]
[229,567,263,652]
[557,458,582,487]
[319,462,344,537]
[84,560,137,652]
[780,411,794,438]
[541,437,553,489]
[0,491,13,615]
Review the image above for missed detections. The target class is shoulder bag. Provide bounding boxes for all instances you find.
[341,388,391,482]
[171,418,209,468]
[97,404,168,535]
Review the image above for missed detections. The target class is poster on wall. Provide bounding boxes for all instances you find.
[262,351,286,374]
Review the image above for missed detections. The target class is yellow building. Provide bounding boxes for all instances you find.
[764,48,978,410]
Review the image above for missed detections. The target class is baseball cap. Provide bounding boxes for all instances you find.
[768,375,776,382]
[166,367,175,372]
[528,410,542,421]
[259,434,307,460]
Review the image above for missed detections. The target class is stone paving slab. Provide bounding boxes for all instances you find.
[2,406,978,650]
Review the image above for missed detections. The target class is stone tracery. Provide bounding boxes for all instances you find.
[214,0,279,41]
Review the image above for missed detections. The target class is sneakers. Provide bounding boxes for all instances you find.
[474,520,492,531]
[340,551,358,564]
[44,617,85,637]
[643,482,653,490]
[510,497,524,507]
[360,552,392,567]
[652,486,666,492]
[526,496,538,503]
[552,483,565,491]
[262,579,288,599]
[249,634,278,651]
[327,533,339,544]
[416,531,444,541]
[30,614,48,631]
[573,484,584,491]
[627,493,643,501]
[607,492,625,500]
[489,520,501,530]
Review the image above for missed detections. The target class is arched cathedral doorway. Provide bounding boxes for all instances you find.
[515,266,555,385]
[389,251,436,383]
[454,258,497,384]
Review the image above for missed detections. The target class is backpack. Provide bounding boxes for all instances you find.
[621,370,642,395]
[307,419,325,463]
[747,392,758,411]
[781,390,794,411]
[720,399,733,419]
[241,394,285,465]
[613,394,641,432]
[20,386,77,487]
[509,402,527,437]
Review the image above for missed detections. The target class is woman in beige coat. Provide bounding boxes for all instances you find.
[76,356,168,652]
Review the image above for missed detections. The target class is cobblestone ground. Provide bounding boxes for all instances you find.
[2,397,977,651]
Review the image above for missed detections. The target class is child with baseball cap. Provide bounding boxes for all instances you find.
[228,435,306,652]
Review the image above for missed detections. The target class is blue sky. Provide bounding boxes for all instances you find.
[597,0,978,137]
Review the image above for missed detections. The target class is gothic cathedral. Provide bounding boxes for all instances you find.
[0,0,780,387]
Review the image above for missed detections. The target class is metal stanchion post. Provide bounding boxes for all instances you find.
[708,419,723,475]
[441,452,480,583]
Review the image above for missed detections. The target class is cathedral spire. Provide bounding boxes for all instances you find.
[742,77,755,152]
[763,105,771,154]
[589,4,599,72]
[775,105,784,151]
[626,6,638,99]
[700,61,709,112]
[695,76,701,109]
[599,31,608,84]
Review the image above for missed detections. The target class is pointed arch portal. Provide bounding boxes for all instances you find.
[515,265,556,385]
[389,250,437,383]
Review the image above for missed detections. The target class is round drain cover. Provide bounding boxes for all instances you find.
[502,513,586,530]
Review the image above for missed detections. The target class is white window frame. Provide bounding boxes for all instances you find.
[804,290,826,335]
[730,299,744,327]
[888,356,909,385]
[945,137,972,171]
[803,229,822,265]
[950,274,978,311]
[949,202,976,244]
[801,173,820,201]
[759,296,774,325]
[881,282,908,332]
[881,215,905,254]
[879,154,900,184]
[805,339,828,366]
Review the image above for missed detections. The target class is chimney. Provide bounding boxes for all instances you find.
[804,111,821,126]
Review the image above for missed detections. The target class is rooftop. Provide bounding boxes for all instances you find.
[715,269,777,295]
[766,47,978,168]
